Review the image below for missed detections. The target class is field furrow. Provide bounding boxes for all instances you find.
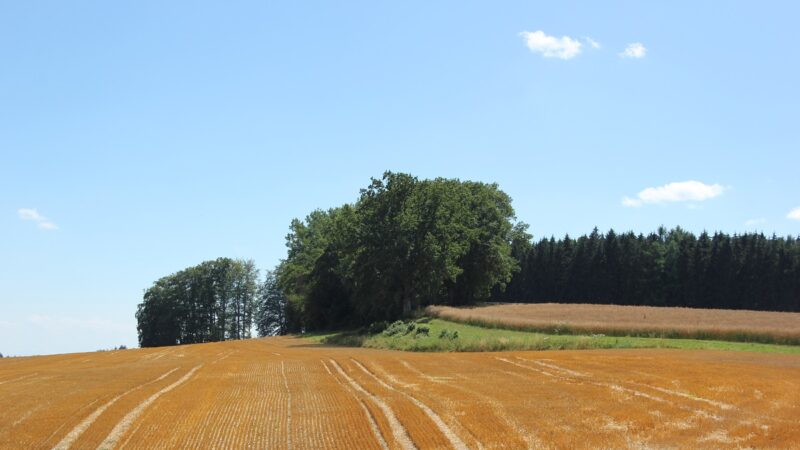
[2,336,799,449]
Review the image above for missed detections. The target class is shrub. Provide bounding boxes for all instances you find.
[383,320,410,336]
[368,321,389,334]
[415,326,430,337]
[438,329,459,340]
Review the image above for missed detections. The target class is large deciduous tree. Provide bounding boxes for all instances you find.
[277,172,522,329]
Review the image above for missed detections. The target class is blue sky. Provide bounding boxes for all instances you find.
[2,1,798,356]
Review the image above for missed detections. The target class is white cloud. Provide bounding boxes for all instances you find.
[17,208,58,230]
[788,207,800,221]
[520,30,582,60]
[18,208,44,221]
[622,180,726,207]
[585,37,601,49]
[745,218,767,226]
[620,42,647,58]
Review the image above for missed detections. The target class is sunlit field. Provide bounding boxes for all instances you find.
[2,336,800,449]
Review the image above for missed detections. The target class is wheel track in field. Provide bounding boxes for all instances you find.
[281,361,292,450]
[513,356,797,430]
[518,357,735,409]
[401,359,541,449]
[351,358,469,450]
[0,373,38,385]
[322,360,389,450]
[497,356,673,405]
[496,355,771,430]
[371,361,484,450]
[329,359,416,450]
[51,368,180,450]
[95,365,202,450]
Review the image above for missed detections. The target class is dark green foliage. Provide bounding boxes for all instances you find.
[496,227,800,312]
[438,329,459,340]
[415,325,430,337]
[382,320,411,336]
[277,172,521,331]
[255,271,289,336]
[136,258,259,347]
[367,321,389,334]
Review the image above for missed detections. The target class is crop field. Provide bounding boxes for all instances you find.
[2,337,800,449]
[428,303,800,345]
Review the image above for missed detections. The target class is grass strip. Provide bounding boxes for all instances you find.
[304,318,800,354]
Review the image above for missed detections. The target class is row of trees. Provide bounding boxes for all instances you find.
[136,173,800,347]
[136,258,259,347]
[494,227,800,312]
[275,172,524,331]
[136,172,523,344]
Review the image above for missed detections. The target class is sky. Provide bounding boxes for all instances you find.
[2,1,799,356]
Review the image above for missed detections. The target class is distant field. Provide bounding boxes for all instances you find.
[427,303,800,345]
[2,337,800,449]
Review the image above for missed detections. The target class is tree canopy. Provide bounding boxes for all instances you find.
[136,258,258,347]
[276,172,522,330]
[495,227,800,312]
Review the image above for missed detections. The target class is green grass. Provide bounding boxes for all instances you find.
[304,318,800,354]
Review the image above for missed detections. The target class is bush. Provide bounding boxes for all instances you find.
[383,320,410,336]
[415,317,431,324]
[438,329,459,340]
[415,326,430,337]
[368,321,389,334]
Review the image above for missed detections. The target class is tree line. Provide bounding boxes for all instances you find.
[136,258,259,347]
[136,172,800,347]
[494,227,800,312]
[136,172,522,345]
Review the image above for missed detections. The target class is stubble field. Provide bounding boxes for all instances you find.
[1,336,799,449]
[428,303,800,345]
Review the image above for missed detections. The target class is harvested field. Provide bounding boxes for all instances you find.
[428,303,800,345]
[2,337,800,449]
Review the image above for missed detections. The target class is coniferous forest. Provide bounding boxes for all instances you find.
[495,227,800,312]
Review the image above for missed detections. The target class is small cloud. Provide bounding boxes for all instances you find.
[745,218,767,227]
[520,30,582,60]
[620,42,647,58]
[18,208,44,221]
[585,37,601,49]
[788,207,800,221]
[622,180,726,207]
[17,208,58,230]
